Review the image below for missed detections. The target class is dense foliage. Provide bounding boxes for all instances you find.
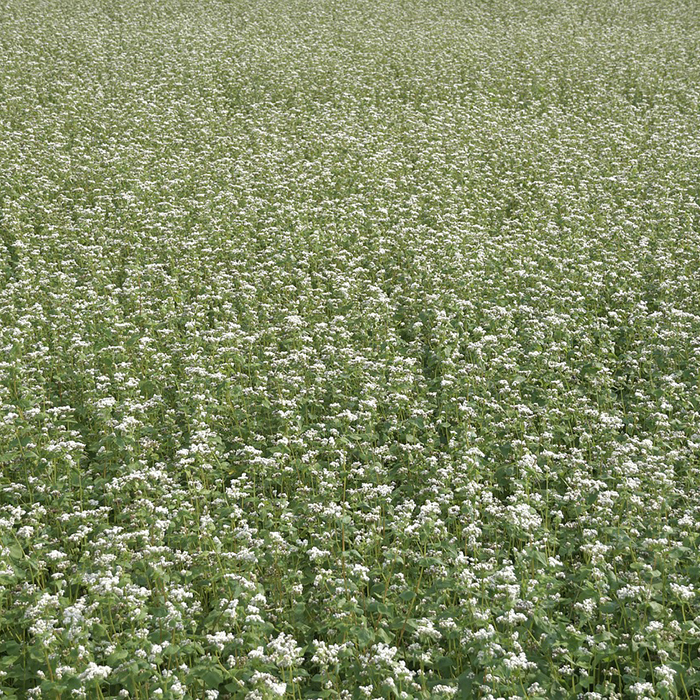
[1,0,700,698]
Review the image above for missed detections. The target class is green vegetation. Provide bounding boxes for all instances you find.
[1,0,699,697]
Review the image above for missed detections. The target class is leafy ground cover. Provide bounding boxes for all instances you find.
[1,0,700,698]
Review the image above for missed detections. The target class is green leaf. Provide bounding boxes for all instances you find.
[197,667,224,688]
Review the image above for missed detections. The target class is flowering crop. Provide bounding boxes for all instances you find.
[1,0,699,698]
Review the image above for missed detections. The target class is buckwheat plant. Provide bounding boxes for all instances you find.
[1,0,699,698]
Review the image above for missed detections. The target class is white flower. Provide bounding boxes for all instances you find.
[249,672,286,696]
[267,632,302,668]
[78,663,112,682]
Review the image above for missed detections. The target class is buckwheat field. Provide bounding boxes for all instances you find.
[1,0,700,698]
